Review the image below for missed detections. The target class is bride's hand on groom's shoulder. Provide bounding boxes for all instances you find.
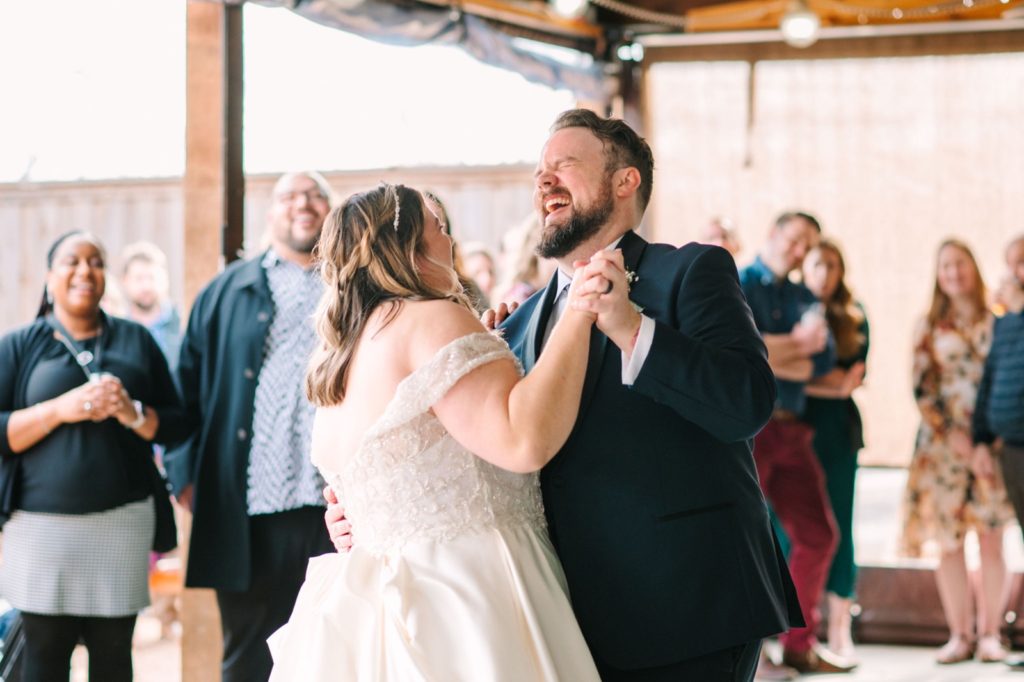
[324,485,353,553]
[481,301,518,331]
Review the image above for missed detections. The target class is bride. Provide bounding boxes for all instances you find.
[268,183,602,680]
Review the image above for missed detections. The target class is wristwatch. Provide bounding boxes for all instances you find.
[126,400,146,430]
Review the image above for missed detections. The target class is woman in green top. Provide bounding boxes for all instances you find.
[802,239,869,661]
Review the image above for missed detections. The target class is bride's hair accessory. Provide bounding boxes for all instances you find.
[390,184,402,232]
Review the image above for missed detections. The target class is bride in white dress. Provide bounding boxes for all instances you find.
[268,183,601,681]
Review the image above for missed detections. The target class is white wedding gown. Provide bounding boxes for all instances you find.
[269,332,600,681]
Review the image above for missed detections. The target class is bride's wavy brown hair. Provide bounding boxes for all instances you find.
[306,183,469,406]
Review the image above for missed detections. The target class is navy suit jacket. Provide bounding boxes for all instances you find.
[501,231,801,670]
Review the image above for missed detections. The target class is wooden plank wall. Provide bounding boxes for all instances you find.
[0,165,534,332]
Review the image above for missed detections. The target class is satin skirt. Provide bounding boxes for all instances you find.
[268,524,600,681]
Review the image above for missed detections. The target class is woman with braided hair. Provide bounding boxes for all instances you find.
[268,183,602,680]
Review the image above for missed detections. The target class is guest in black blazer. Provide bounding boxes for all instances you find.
[497,109,801,682]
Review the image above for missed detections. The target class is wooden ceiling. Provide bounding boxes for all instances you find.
[447,0,1024,50]
[621,0,1022,32]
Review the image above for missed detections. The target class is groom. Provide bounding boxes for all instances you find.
[330,110,800,680]
[507,109,800,681]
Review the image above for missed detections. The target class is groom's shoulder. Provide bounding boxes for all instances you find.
[641,239,732,275]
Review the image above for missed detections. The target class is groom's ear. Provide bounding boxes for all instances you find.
[613,167,641,200]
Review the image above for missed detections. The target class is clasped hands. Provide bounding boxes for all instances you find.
[483,249,642,354]
[568,250,641,351]
[58,374,139,426]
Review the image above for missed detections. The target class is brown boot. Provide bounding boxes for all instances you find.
[782,643,858,674]
[755,648,798,680]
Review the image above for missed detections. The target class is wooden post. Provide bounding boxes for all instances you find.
[183,2,244,680]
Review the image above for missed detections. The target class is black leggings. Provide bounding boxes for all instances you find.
[19,612,136,682]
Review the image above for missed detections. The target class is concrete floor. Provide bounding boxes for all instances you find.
[784,643,1024,681]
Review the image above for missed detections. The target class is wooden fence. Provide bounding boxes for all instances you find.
[0,165,535,330]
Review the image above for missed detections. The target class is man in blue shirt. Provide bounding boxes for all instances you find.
[973,234,1024,670]
[739,212,851,675]
[119,242,182,372]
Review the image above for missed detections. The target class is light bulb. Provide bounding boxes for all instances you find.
[551,0,588,19]
[780,0,820,48]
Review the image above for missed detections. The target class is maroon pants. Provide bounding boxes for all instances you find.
[754,418,838,653]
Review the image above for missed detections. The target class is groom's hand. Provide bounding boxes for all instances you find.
[572,250,641,354]
[323,485,353,553]
[481,301,519,331]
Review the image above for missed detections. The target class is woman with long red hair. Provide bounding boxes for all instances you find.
[902,239,1013,664]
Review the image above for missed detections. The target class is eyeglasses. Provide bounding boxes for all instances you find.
[275,189,328,204]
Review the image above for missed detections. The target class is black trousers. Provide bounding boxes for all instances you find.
[216,506,333,682]
[595,639,761,682]
[999,444,1024,529]
[20,612,136,682]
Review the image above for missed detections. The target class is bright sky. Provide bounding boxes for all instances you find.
[0,0,575,182]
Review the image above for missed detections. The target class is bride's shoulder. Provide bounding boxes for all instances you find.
[396,299,490,368]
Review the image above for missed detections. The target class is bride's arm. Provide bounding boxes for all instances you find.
[424,292,595,474]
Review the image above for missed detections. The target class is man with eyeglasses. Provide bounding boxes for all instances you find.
[165,172,335,682]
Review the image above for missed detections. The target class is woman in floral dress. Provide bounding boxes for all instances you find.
[902,239,1013,665]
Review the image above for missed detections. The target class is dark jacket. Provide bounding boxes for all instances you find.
[165,254,277,591]
[974,309,1024,447]
[500,231,800,671]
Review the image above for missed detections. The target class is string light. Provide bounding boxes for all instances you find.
[551,0,588,19]
[781,0,821,47]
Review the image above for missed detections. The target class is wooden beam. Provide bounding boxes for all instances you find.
[642,24,1024,62]
[223,6,245,264]
[183,2,245,680]
[415,0,605,41]
[682,0,1023,32]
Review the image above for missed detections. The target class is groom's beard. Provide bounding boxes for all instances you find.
[536,182,614,260]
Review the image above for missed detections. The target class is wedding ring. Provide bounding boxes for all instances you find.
[603,281,614,295]
[83,401,93,412]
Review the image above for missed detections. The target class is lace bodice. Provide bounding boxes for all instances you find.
[319,332,546,554]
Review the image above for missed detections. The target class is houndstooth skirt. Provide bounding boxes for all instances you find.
[0,497,154,617]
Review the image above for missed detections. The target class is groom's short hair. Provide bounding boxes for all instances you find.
[551,109,655,213]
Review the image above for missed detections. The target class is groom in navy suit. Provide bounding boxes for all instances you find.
[496,109,801,681]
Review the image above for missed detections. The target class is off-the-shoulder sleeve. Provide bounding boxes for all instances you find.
[369,332,518,438]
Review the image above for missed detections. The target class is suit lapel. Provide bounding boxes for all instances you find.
[522,273,561,374]
[617,230,648,286]
[575,327,607,424]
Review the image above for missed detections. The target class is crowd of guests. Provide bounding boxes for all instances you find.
[0,164,1021,681]
[699,216,1024,679]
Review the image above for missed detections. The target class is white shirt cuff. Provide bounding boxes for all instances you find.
[621,314,655,386]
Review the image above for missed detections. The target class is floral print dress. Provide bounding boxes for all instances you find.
[901,314,1013,556]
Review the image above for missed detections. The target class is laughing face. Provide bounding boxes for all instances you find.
[533,127,615,260]
[47,235,106,317]
[267,173,331,256]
